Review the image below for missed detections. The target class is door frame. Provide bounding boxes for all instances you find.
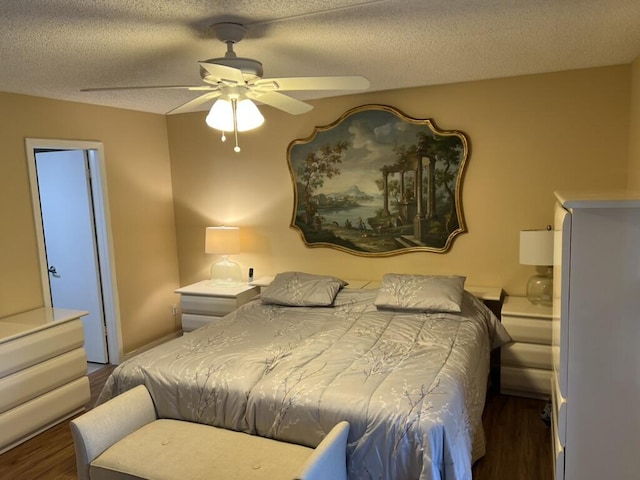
[26,138,123,364]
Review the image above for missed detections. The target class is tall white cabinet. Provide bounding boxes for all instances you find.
[551,191,640,480]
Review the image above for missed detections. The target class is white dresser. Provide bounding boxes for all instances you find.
[551,191,640,480]
[0,308,90,454]
[175,281,259,332]
[500,296,552,398]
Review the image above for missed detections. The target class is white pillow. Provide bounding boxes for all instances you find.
[374,273,466,312]
[261,272,347,307]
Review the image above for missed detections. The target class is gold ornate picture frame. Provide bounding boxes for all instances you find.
[287,104,469,256]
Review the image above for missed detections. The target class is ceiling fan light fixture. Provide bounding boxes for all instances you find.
[205,97,264,153]
[205,98,264,133]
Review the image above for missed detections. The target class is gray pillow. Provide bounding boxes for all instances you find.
[374,273,466,312]
[261,272,347,307]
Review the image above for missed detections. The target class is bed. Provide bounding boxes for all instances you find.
[97,273,509,480]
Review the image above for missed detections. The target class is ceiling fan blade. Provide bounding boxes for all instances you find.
[198,62,246,85]
[248,91,314,115]
[166,91,222,115]
[253,75,370,92]
[80,85,213,92]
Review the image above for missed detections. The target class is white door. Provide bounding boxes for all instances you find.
[36,150,108,363]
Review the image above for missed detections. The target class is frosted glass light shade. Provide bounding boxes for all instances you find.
[206,99,233,131]
[205,98,264,132]
[235,99,264,131]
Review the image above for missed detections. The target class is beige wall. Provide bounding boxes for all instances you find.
[0,92,180,355]
[629,55,640,190]
[0,64,632,358]
[168,65,631,296]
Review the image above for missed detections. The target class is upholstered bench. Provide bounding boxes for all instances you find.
[70,385,350,480]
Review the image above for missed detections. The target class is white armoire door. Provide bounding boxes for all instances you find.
[552,192,640,480]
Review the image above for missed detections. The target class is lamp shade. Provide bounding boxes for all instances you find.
[205,98,264,132]
[205,226,240,255]
[519,229,554,266]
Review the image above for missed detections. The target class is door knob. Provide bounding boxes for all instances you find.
[48,266,60,278]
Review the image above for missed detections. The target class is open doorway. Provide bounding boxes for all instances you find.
[26,139,122,365]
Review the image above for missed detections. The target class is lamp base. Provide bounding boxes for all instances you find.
[526,267,553,307]
[209,256,242,287]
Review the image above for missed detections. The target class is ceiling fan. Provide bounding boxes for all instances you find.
[82,22,370,151]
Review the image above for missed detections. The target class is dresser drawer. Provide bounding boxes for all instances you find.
[181,313,220,332]
[0,319,85,378]
[502,315,552,345]
[501,342,552,370]
[0,348,87,414]
[501,365,552,397]
[181,295,239,317]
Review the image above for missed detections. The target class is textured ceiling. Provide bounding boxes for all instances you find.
[1,0,640,115]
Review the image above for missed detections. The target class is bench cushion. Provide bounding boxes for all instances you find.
[90,419,314,480]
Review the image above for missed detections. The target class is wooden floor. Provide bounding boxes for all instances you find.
[473,391,552,479]
[0,366,551,479]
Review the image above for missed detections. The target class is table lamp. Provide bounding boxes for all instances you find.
[205,226,242,286]
[519,227,554,306]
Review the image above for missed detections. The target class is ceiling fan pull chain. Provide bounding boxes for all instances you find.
[231,98,241,153]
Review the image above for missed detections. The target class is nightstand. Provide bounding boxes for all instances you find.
[175,281,259,332]
[500,295,552,398]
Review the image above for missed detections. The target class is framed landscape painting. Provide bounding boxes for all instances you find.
[287,104,469,256]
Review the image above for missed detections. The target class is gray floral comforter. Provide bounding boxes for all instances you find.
[98,289,509,480]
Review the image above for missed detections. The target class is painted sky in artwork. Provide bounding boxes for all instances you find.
[289,108,439,195]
